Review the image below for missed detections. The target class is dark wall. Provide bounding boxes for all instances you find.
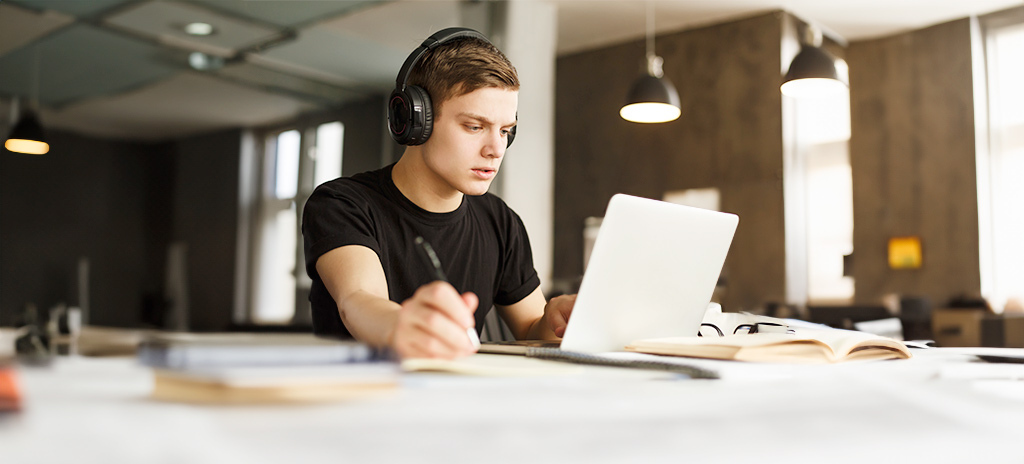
[2,94,393,330]
[554,12,788,312]
[338,96,393,177]
[0,127,242,330]
[1,131,172,327]
[848,18,980,306]
[168,129,242,331]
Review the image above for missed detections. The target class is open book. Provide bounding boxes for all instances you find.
[625,329,912,364]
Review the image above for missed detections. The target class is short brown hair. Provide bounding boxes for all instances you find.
[408,37,519,115]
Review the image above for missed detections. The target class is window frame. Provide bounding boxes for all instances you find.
[977,6,1024,312]
[245,112,347,324]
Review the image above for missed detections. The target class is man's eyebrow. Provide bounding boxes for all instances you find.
[458,112,517,127]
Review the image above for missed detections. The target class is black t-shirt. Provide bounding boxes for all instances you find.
[302,163,540,338]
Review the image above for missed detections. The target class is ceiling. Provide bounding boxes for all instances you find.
[1,0,1021,142]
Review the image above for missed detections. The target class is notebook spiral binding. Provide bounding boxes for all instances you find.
[524,347,719,379]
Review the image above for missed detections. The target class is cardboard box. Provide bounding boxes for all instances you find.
[1005,315,1024,347]
[981,314,1024,348]
[932,308,987,347]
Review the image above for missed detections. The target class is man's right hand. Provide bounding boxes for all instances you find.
[391,281,479,359]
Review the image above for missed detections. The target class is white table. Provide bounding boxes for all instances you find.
[4,350,1024,464]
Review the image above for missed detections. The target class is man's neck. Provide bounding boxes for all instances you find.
[392,150,464,213]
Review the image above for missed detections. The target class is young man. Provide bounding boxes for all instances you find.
[302,28,574,359]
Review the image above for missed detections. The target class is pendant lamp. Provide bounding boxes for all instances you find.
[620,3,680,123]
[5,108,49,155]
[6,46,49,155]
[781,24,848,98]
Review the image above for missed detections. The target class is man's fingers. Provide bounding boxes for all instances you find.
[393,283,479,358]
[550,313,568,337]
[558,295,575,320]
[394,310,473,358]
[461,292,479,325]
[548,294,577,338]
[414,281,475,327]
[404,304,474,353]
[390,282,483,359]
[396,326,463,359]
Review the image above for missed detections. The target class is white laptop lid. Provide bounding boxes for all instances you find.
[559,194,739,353]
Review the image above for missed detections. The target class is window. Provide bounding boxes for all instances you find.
[805,139,854,303]
[784,87,855,306]
[980,13,1024,312]
[252,122,344,323]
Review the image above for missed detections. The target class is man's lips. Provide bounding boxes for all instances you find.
[472,167,497,179]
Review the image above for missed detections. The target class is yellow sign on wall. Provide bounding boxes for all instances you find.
[889,236,922,269]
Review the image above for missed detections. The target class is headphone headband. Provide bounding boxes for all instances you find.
[394,27,490,91]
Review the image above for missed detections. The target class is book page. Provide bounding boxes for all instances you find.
[733,340,837,363]
[627,335,834,362]
[791,328,910,359]
[627,330,911,363]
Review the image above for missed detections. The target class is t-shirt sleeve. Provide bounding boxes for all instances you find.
[301,183,381,279]
[493,208,541,306]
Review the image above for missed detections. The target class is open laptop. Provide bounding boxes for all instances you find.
[482,193,739,354]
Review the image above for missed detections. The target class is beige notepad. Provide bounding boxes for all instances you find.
[402,353,582,376]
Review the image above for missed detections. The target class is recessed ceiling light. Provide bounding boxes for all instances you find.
[189,52,224,71]
[183,22,215,36]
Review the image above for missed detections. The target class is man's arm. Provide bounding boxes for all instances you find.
[316,245,478,358]
[496,288,577,340]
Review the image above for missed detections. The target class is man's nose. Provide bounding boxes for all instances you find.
[483,130,505,158]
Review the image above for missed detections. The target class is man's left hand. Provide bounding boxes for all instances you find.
[543,294,576,338]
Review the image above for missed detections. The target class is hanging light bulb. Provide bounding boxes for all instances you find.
[781,24,848,98]
[620,3,680,123]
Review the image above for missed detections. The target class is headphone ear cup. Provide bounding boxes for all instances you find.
[408,86,433,145]
[388,89,412,145]
[387,86,433,145]
[506,124,516,148]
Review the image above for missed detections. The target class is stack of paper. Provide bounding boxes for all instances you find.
[139,333,398,404]
[138,332,382,368]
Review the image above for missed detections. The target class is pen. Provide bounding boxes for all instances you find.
[414,236,481,350]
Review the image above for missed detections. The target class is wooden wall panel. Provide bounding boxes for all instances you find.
[554,12,787,312]
[848,18,980,306]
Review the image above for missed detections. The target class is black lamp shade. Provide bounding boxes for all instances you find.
[781,45,848,98]
[5,110,49,155]
[785,46,841,82]
[625,75,680,108]
[620,75,681,123]
[9,110,45,141]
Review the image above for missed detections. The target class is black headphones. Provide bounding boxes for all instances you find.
[387,27,516,148]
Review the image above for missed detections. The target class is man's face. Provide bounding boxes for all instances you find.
[420,86,518,196]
